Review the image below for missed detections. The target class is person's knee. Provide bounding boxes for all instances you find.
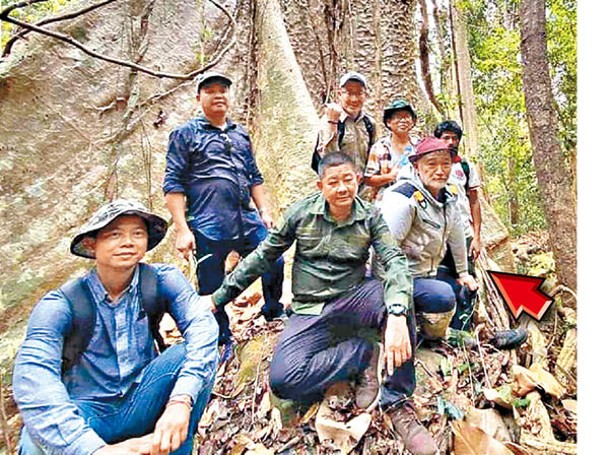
[269,356,305,400]
[429,281,456,313]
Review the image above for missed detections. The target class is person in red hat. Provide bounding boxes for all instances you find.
[378,137,478,340]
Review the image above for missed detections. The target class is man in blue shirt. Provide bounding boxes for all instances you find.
[163,72,284,348]
[13,200,219,455]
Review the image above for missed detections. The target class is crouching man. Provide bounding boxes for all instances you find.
[13,200,219,455]
[380,137,478,340]
[211,152,438,455]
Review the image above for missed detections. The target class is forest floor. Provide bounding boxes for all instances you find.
[0,233,577,454]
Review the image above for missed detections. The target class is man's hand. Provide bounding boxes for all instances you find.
[325,102,343,123]
[384,314,412,376]
[174,228,195,262]
[457,273,479,292]
[260,210,275,229]
[469,236,482,260]
[94,435,153,454]
[150,401,191,455]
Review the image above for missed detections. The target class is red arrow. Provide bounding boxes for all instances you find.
[487,271,554,321]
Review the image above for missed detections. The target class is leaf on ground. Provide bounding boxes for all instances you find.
[300,402,320,425]
[528,363,565,398]
[451,420,514,455]
[244,442,274,455]
[512,364,565,399]
[257,390,271,418]
[483,386,513,409]
[512,365,536,397]
[562,399,577,414]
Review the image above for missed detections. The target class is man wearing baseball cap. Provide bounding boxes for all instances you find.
[379,137,478,341]
[312,71,377,196]
[13,200,219,455]
[163,71,285,351]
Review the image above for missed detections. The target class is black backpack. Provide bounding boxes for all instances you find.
[59,263,168,373]
[311,114,376,173]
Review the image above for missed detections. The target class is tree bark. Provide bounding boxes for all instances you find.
[418,0,443,116]
[520,0,577,294]
[449,0,480,162]
[253,0,319,214]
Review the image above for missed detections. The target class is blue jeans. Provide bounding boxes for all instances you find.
[19,344,212,455]
[193,224,284,345]
[269,279,416,409]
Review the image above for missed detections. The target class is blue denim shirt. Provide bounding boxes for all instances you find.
[13,264,219,455]
[163,116,266,241]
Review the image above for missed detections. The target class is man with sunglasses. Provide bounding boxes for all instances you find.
[163,72,284,351]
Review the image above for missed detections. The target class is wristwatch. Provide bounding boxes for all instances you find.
[387,303,407,317]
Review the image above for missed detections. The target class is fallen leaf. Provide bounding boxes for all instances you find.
[244,442,274,454]
[451,420,514,455]
[483,386,513,409]
[300,402,320,425]
[257,391,271,418]
[512,365,536,397]
[465,408,512,442]
[562,399,577,414]
[315,383,371,454]
[529,363,565,398]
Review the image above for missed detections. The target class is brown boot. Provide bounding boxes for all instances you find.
[355,342,383,412]
[388,401,438,455]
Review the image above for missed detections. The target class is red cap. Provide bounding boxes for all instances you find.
[409,136,455,163]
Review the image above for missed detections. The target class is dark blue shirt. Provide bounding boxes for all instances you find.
[163,116,266,241]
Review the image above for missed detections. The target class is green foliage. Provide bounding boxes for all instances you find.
[457,0,575,235]
[527,251,555,277]
[1,0,73,49]
[512,396,531,408]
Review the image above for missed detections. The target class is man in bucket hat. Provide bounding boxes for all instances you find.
[379,137,478,342]
[164,71,285,351]
[364,99,418,203]
[13,200,219,455]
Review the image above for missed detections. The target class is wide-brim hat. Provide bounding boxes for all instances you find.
[70,199,168,259]
[383,99,417,127]
[409,136,456,163]
[195,71,233,93]
[339,71,368,89]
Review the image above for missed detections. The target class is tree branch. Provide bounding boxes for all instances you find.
[3,0,118,57]
[1,0,237,80]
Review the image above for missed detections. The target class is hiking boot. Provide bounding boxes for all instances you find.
[388,401,439,455]
[355,342,383,412]
[491,327,528,350]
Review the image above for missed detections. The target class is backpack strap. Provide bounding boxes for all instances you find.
[311,114,376,173]
[59,278,96,374]
[139,264,168,353]
[60,264,168,374]
[460,159,471,189]
[362,114,376,152]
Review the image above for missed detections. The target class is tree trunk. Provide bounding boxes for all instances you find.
[418,0,443,116]
[430,0,458,118]
[253,0,319,213]
[520,0,577,294]
[449,0,480,162]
